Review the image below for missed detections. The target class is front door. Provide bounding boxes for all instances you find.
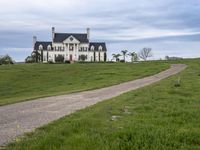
[70,54,73,61]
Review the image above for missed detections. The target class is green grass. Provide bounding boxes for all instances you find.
[0,62,169,106]
[5,59,200,150]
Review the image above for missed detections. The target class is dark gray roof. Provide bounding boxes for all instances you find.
[34,41,52,50]
[54,33,89,43]
[89,42,107,51]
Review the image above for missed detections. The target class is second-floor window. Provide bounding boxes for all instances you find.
[79,47,88,51]
[69,44,74,51]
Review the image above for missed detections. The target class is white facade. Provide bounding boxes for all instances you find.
[33,28,107,62]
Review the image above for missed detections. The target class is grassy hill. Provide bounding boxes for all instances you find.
[0,62,169,105]
[6,59,200,150]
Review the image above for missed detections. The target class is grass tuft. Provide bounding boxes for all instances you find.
[174,77,181,87]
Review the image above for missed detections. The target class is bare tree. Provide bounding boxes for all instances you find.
[138,48,153,61]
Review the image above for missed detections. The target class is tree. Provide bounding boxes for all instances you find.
[31,51,41,62]
[25,56,34,63]
[0,55,14,64]
[128,52,139,62]
[104,53,107,62]
[112,54,121,62]
[165,56,170,60]
[121,50,128,62]
[138,48,153,61]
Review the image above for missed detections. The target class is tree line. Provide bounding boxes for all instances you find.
[112,48,153,62]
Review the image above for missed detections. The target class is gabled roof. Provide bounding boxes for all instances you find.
[89,42,107,51]
[54,33,89,43]
[34,41,52,50]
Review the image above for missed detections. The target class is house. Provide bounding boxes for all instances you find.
[33,27,107,62]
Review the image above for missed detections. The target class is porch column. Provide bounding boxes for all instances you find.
[77,44,79,61]
[87,44,89,61]
[73,44,76,61]
[67,44,70,60]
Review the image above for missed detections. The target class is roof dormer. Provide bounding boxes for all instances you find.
[39,45,43,50]
[98,45,103,51]
[91,45,95,51]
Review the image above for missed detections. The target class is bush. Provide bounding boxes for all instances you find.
[48,61,54,64]
[55,55,64,63]
[120,60,125,63]
[64,60,71,64]
[77,61,113,64]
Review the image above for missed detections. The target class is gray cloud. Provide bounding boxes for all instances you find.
[0,0,200,61]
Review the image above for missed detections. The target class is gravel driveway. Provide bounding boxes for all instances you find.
[0,64,187,146]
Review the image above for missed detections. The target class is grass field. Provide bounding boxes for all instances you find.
[0,62,169,106]
[5,59,200,150]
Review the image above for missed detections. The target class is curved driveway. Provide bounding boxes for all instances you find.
[0,64,187,146]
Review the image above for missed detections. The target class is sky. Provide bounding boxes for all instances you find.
[0,0,200,61]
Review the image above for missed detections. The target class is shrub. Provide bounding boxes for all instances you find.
[64,60,71,64]
[55,55,64,63]
[48,61,54,64]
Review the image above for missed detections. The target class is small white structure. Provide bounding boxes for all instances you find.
[33,27,107,62]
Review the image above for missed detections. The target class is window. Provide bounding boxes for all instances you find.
[70,37,73,41]
[60,47,63,51]
[79,47,83,52]
[39,45,43,50]
[91,45,94,51]
[69,44,74,51]
[47,45,51,51]
[99,45,103,51]
[84,47,88,51]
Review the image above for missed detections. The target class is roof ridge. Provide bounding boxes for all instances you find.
[36,41,52,42]
[55,33,87,35]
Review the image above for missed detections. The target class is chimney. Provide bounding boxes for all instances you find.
[52,27,55,41]
[87,28,90,41]
[33,36,37,49]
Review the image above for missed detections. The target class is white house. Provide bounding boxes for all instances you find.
[33,27,107,62]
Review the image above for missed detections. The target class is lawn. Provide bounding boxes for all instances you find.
[6,59,200,150]
[0,62,169,105]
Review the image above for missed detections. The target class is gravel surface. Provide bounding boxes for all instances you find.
[0,64,187,146]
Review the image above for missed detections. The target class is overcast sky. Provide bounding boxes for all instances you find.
[0,0,200,61]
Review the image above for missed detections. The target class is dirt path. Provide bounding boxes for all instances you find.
[0,64,187,146]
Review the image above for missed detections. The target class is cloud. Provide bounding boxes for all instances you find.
[0,0,200,61]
